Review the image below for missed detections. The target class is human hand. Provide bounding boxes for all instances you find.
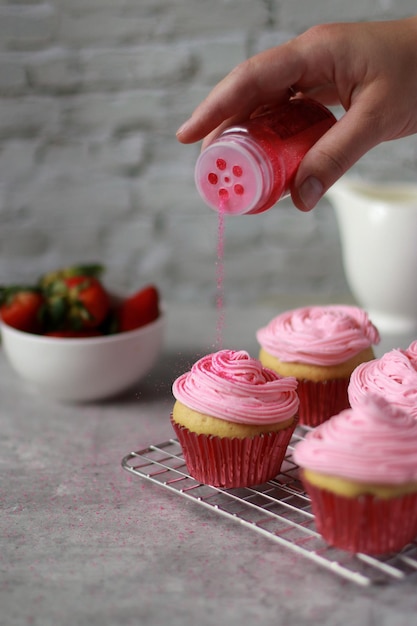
[177,18,417,211]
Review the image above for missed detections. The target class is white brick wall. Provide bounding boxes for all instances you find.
[0,0,416,306]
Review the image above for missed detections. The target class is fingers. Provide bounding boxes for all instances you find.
[176,24,353,144]
[176,43,307,144]
[291,99,386,211]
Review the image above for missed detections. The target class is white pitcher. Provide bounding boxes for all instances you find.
[327,177,417,335]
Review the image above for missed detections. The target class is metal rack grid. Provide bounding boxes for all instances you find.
[121,428,417,587]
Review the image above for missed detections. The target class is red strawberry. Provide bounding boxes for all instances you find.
[39,263,104,289]
[115,284,160,332]
[0,287,45,333]
[44,275,110,331]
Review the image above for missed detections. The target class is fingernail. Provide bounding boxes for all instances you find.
[298,176,323,211]
[176,120,190,137]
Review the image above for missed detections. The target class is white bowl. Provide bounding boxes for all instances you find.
[0,314,165,402]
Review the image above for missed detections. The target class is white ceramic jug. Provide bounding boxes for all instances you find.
[327,178,417,334]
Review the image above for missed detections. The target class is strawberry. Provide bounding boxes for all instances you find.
[43,275,110,331]
[39,263,104,289]
[0,287,45,333]
[114,284,160,332]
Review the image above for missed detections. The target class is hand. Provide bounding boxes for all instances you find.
[177,18,417,211]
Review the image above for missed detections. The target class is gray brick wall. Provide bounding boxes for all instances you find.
[0,0,416,307]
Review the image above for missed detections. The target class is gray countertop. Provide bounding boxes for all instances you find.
[2,304,417,626]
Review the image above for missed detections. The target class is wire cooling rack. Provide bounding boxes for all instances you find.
[121,428,417,587]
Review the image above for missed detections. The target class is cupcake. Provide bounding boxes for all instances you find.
[256,305,380,427]
[293,395,417,555]
[171,349,299,488]
[348,348,417,420]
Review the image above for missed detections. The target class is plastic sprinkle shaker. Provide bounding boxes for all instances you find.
[195,98,336,215]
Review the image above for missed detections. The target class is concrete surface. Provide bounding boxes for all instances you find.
[1,304,417,626]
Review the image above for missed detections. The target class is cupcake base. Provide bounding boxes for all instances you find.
[297,377,350,427]
[171,416,297,488]
[304,480,417,555]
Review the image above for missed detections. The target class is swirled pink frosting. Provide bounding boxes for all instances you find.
[348,349,417,419]
[172,349,299,425]
[293,395,417,483]
[256,305,380,365]
[406,340,417,369]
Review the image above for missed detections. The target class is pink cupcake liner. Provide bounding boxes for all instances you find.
[171,416,297,488]
[296,377,350,427]
[303,479,417,555]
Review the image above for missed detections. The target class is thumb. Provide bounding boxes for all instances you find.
[291,103,385,211]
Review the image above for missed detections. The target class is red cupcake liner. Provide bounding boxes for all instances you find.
[303,479,417,555]
[171,417,297,488]
[297,377,350,427]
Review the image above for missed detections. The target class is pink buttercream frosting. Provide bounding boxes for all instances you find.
[293,395,417,484]
[348,348,417,419]
[406,340,417,369]
[172,349,299,425]
[256,305,380,366]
